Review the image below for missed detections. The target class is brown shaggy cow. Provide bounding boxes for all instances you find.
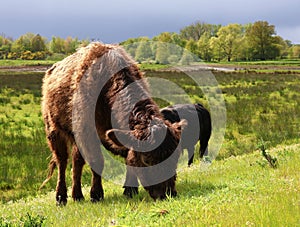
[41,42,185,205]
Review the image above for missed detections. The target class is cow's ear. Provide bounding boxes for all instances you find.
[106,129,133,148]
[172,119,187,131]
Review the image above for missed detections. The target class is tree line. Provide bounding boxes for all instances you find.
[0,33,89,60]
[0,20,299,62]
[122,21,300,63]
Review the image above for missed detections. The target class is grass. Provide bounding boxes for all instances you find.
[0,71,51,203]
[139,63,170,71]
[210,59,300,66]
[0,67,300,226]
[0,60,56,67]
[208,59,300,74]
[0,144,299,226]
[230,59,300,66]
[146,71,300,158]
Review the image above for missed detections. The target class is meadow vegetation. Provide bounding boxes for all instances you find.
[0,60,55,67]
[0,68,299,226]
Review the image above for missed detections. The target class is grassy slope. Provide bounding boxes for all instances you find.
[1,144,299,226]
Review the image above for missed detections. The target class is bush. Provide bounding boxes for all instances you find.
[21,51,34,60]
[20,51,48,60]
[7,52,20,60]
[46,53,67,61]
[168,55,181,64]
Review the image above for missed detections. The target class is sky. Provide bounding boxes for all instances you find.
[1,0,300,44]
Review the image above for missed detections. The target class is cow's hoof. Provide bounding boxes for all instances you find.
[90,197,103,203]
[123,186,138,198]
[90,191,104,203]
[56,195,67,206]
[73,196,85,202]
[170,190,177,197]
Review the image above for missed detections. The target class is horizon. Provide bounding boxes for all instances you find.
[2,20,300,45]
[1,0,300,44]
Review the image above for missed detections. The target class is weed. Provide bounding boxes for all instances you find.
[0,217,12,227]
[19,98,31,105]
[257,139,278,168]
[0,97,10,105]
[0,182,15,191]
[20,213,46,227]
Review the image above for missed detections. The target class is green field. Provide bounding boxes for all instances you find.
[0,60,56,67]
[0,68,299,226]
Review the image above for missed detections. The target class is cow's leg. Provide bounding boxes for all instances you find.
[187,145,195,166]
[123,165,139,198]
[167,175,177,197]
[90,169,104,202]
[47,131,69,206]
[71,145,85,201]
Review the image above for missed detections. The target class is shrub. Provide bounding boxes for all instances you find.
[7,52,20,60]
[21,213,46,227]
[46,53,67,61]
[20,51,48,60]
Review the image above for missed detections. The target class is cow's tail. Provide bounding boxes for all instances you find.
[39,157,56,190]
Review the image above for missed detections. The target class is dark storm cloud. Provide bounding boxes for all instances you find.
[1,0,299,43]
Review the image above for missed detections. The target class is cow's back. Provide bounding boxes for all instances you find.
[41,43,113,138]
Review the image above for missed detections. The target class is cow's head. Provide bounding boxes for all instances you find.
[106,118,186,200]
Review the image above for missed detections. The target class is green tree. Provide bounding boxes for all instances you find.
[0,34,12,59]
[246,21,278,60]
[210,37,224,62]
[213,24,243,61]
[171,33,186,48]
[121,37,149,59]
[180,49,194,65]
[288,45,300,59]
[155,42,170,64]
[153,32,173,43]
[185,39,198,56]
[135,41,153,62]
[180,21,220,41]
[49,36,66,54]
[235,36,251,61]
[31,34,47,52]
[64,36,81,54]
[11,33,34,53]
[197,32,213,61]
[272,36,289,59]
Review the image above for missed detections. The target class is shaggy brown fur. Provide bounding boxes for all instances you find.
[41,42,184,205]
